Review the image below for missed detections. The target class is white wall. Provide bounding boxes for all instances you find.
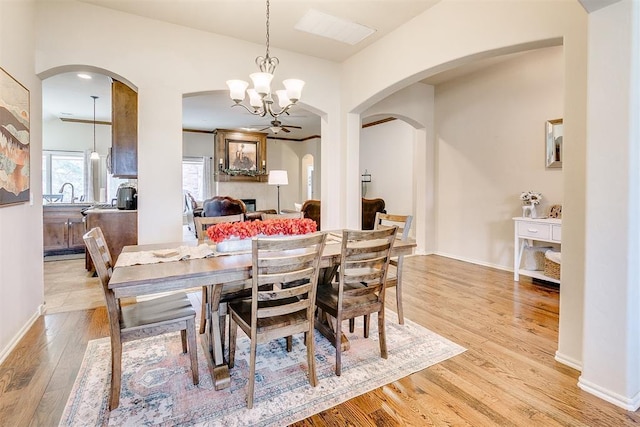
[360,82,435,252]
[43,117,111,155]
[0,0,45,363]
[360,120,414,232]
[435,46,564,269]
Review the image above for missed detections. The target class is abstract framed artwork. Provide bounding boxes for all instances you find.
[0,67,30,206]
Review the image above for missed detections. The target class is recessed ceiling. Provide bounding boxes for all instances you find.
[79,0,441,62]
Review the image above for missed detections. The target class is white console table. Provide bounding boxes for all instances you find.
[513,217,561,284]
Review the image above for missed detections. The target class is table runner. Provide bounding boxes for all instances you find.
[115,244,216,267]
[115,233,343,268]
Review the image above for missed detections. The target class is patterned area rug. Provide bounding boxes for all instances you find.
[59,312,465,426]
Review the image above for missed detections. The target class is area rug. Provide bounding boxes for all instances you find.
[59,312,465,426]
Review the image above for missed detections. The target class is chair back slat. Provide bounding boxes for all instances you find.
[257,298,310,318]
[257,268,316,287]
[258,281,313,301]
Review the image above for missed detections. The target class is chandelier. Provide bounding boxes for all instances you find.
[226,0,304,119]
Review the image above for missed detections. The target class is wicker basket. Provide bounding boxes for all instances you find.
[544,253,561,280]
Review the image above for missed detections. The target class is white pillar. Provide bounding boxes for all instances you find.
[578,0,640,410]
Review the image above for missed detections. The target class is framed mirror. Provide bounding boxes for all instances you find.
[545,118,563,169]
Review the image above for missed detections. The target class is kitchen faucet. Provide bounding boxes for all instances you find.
[58,182,75,203]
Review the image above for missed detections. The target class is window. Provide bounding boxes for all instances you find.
[182,157,205,201]
[42,151,86,202]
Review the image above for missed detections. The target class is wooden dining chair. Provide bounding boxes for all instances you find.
[260,212,304,220]
[228,232,327,408]
[83,227,199,410]
[194,213,245,335]
[374,212,413,324]
[194,213,244,243]
[315,227,396,376]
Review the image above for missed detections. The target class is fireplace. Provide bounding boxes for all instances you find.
[242,198,257,212]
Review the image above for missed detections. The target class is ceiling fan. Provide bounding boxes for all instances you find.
[250,119,302,134]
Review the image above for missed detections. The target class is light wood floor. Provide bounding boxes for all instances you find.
[2,255,639,426]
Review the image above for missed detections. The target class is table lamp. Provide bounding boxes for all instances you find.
[268,170,288,213]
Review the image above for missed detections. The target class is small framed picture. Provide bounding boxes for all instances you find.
[545,118,563,169]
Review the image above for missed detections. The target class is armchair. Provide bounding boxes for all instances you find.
[202,196,246,217]
[301,199,321,230]
[361,198,386,230]
[300,198,386,231]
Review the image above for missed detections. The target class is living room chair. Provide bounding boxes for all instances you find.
[194,213,244,335]
[228,233,327,408]
[314,227,397,376]
[301,199,321,230]
[202,196,246,217]
[374,212,413,324]
[83,227,199,410]
[361,198,386,230]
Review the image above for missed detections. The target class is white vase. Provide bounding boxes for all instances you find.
[216,237,252,253]
[522,204,536,218]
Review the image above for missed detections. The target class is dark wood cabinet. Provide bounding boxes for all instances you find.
[84,209,137,271]
[43,206,88,255]
[111,80,138,178]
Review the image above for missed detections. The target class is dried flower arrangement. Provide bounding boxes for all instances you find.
[206,218,317,243]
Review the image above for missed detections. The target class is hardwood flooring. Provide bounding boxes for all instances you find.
[2,255,639,426]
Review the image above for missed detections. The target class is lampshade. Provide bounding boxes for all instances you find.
[283,79,305,102]
[226,79,249,102]
[268,170,288,186]
[247,89,263,108]
[275,90,291,109]
[250,72,274,96]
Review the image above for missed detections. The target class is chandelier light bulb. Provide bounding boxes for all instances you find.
[227,80,249,102]
[249,72,274,97]
[275,90,291,109]
[247,89,263,108]
[283,79,304,102]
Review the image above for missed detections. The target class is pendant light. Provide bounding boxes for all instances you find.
[90,95,100,160]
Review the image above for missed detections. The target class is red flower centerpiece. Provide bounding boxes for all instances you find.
[207,218,317,251]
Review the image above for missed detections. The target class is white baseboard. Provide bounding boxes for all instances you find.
[0,304,44,365]
[554,350,582,371]
[578,376,640,411]
[433,251,512,273]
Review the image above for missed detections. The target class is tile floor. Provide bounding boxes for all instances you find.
[44,226,198,314]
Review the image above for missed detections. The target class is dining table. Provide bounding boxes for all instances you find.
[108,232,416,390]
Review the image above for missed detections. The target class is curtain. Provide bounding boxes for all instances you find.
[202,156,213,200]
